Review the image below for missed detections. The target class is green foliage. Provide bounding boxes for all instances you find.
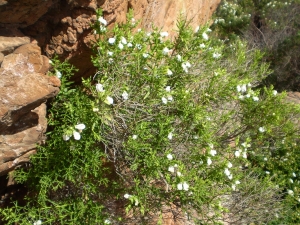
[1,8,300,225]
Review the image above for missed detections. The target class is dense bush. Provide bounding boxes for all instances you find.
[1,8,300,225]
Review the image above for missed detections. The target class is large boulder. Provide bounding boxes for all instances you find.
[0,43,60,175]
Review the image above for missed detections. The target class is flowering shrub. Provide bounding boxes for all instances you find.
[1,9,300,225]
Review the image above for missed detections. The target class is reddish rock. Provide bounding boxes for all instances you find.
[0,44,60,175]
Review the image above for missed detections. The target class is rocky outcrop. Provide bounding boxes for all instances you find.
[18,0,221,81]
[0,43,60,175]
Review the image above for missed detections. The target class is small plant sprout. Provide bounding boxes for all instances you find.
[177,182,189,191]
[167,154,173,160]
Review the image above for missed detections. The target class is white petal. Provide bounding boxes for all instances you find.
[75,124,86,130]
[167,154,173,160]
[73,131,81,140]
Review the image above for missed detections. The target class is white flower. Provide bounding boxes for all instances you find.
[206,28,212,32]
[121,36,127,44]
[167,154,173,160]
[137,28,141,32]
[108,58,113,64]
[118,43,124,50]
[108,37,116,44]
[93,108,99,112]
[124,193,131,199]
[239,95,245,100]
[246,93,251,98]
[235,180,241,185]
[165,86,171,92]
[146,32,152,36]
[105,96,114,105]
[228,174,233,180]
[162,47,170,55]
[136,44,142,49]
[224,168,231,176]
[202,32,209,40]
[253,96,259,101]
[177,171,182,177]
[258,127,265,133]
[176,54,182,62]
[182,62,191,73]
[227,162,233,168]
[132,135,138,140]
[264,157,268,161]
[213,52,221,59]
[100,26,106,32]
[177,182,189,191]
[142,53,149,58]
[167,95,173,101]
[293,172,296,177]
[288,189,294,196]
[207,157,212,165]
[168,132,173,140]
[232,184,236,191]
[96,83,104,92]
[160,31,169,37]
[290,179,294,183]
[273,90,278,96]
[131,18,136,25]
[98,16,107,26]
[241,84,247,93]
[167,69,173,76]
[55,70,62,79]
[162,97,168,104]
[33,220,42,225]
[265,171,270,175]
[104,219,111,224]
[127,42,133,47]
[195,26,200,33]
[242,152,247,159]
[75,123,86,131]
[237,85,241,92]
[122,91,129,100]
[73,131,81,140]
[49,60,53,64]
[107,51,113,56]
[168,166,175,173]
[235,150,241,157]
[63,134,71,141]
[210,149,217,156]
[200,43,205,48]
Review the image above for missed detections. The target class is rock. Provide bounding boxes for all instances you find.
[0,0,55,28]
[0,43,60,175]
[0,36,30,55]
[18,0,221,82]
